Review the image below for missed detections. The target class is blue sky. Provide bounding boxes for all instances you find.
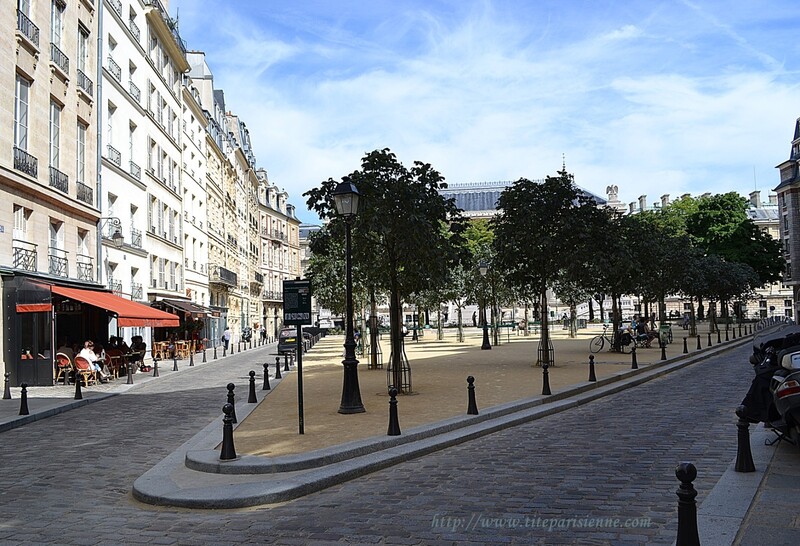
[171,0,800,223]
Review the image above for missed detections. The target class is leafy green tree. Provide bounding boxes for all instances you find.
[305,149,466,393]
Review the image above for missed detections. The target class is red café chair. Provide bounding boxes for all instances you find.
[55,352,73,385]
[73,356,97,386]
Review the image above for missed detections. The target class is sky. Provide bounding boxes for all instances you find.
[170,0,800,223]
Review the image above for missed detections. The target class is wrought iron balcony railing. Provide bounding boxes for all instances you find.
[129,160,141,180]
[128,80,140,103]
[13,241,37,271]
[106,144,121,166]
[13,147,37,178]
[129,18,140,42]
[131,282,143,300]
[76,254,94,281]
[76,181,93,205]
[50,43,69,74]
[77,69,93,97]
[108,278,123,295]
[107,55,121,81]
[209,265,237,287]
[109,0,122,17]
[17,10,39,47]
[130,227,142,248]
[48,248,68,278]
[49,166,69,193]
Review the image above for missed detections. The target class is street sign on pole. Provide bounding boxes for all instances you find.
[283,279,312,325]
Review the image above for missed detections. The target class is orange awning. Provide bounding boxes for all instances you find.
[50,285,180,327]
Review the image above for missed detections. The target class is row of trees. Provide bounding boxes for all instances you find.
[305,149,783,391]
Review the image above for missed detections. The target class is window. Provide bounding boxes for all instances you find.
[51,0,64,47]
[14,76,30,150]
[49,219,64,250]
[107,103,115,146]
[18,0,30,16]
[785,300,793,308]
[13,205,29,240]
[760,300,768,308]
[76,122,87,182]
[77,229,89,256]
[77,25,89,73]
[49,101,61,167]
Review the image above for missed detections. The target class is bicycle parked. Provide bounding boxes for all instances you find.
[589,324,634,354]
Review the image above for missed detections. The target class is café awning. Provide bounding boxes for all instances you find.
[157,298,209,318]
[49,285,180,327]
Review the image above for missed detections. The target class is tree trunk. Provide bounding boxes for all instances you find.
[611,293,621,351]
[457,306,464,342]
[569,304,577,338]
[539,287,551,366]
[437,306,443,340]
[389,286,404,391]
[588,299,594,322]
[369,288,378,369]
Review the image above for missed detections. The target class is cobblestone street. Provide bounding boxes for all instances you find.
[0,344,751,545]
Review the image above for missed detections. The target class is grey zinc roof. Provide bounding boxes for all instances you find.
[440,180,607,213]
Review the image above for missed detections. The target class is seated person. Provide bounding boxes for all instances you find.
[635,318,659,347]
[57,338,75,361]
[78,341,109,382]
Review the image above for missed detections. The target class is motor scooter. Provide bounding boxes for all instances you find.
[741,322,800,448]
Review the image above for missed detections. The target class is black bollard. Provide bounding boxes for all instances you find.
[675,462,700,546]
[725,328,729,342]
[220,403,237,460]
[696,334,702,351]
[226,383,238,424]
[153,358,159,377]
[203,347,207,363]
[732,327,736,340]
[541,362,552,395]
[717,329,721,344]
[588,354,597,382]
[707,332,712,347]
[683,337,688,354]
[739,324,743,337]
[284,354,290,372]
[223,345,227,357]
[275,356,282,379]
[18,383,29,416]
[231,340,235,355]
[248,371,257,403]
[661,341,667,361]
[387,387,401,435]
[467,376,479,415]
[238,340,241,353]
[126,359,134,385]
[189,349,194,367]
[3,372,11,400]
[214,344,218,360]
[74,371,83,400]
[631,346,638,370]
[734,406,756,472]
[172,353,178,372]
[262,363,271,390]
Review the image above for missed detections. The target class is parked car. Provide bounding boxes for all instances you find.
[278,328,298,354]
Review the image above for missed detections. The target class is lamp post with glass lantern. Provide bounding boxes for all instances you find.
[479,260,491,350]
[333,181,365,414]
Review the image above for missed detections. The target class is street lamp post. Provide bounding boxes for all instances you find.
[274,311,278,342]
[479,260,491,350]
[334,181,365,414]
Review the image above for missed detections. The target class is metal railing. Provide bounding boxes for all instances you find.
[131,282,143,300]
[107,55,121,81]
[128,80,140,102]
[129,160,141,180]
[48,248,68,278]
[129,18,140,42]
[106,144,121,166]
[254,271,264,283]
[17,10,39,46]
[76,254,94,281]
[262,290,282,301]
[210,265,237,287]
[49,166,69,193]
[77,69,93,97]
[13,147,38,177]
[50,44,69,74]
[108,279,123,295]
[144,0,187,55]
[13,241,37,271]
[109,0,122,17]
[130,227,142,248]
[76,181,93,205]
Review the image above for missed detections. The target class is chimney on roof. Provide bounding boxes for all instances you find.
[629,202,636,214]
[680,193,691,200]
[661,194,670,208]
[749,190,761,208]
[701,192,711,199]
[638,195,647,212]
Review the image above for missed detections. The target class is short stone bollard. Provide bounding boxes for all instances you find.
[74,372,83,400]
[683,337,688,354]
[707,332,712,347]
[588,354,597,382]
[263,363,271,390]
[153,358,160,377]
[734,406,756,472]
[284,354,290,372]
[467,376,479,415]
[248,371,257,403]
[18,383,29,416]
[219,403,237,460]
[226,383,238,424]
[387,387,401,436]
[275,357,282,380]
[631,346,638,370]
[173,354,178,372]
[675,462,700,546]
[3,372,11,400]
